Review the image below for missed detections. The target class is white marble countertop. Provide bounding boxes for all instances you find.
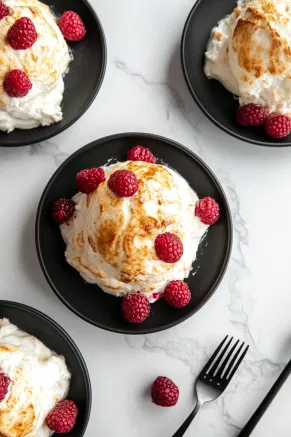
[0,0,291,436]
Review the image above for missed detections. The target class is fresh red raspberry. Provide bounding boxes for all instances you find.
[76,168,105,194]
[265,115,291,139]
[3,70,32,98]
[127,145,157,164]
[7,17,38,50]
[195,197,220,225]
[151,376,179,407]
[122,292,150,323]
[151,292,162,301]
[46,400,78,433]
[0,1,9,20]
[52,198,75,224]
[155,233,183,263]
[0,373,11,401]
[236,104,268,126]
[108,170,138,197]
[58,11,86,41]
[164,280,191,308]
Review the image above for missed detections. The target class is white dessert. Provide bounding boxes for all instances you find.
[205,0,291,114]
[0,0,70,133]
[0,318,70,437]
[61,161,208,301]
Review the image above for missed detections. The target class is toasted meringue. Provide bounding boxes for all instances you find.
[0,318,70,437]
[0,0,70,132]
[61,161,208,301]
[205,0,291,114]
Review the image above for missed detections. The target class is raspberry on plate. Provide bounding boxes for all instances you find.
[164,280,191,308]
[0,373,11,402]
[151,376,179,407]
[76,168,106,194]
[151,292,163,302]
[46,400,78,434]
[265,115,291,139]
[7,17,38,50]
[122,292,150,323]
[52,198,75,224]
[58,11,86,41]
[127,145,157,164]
[0,1,9,21]
[3,70,32,98]
[108,169,138,197]
[155,233,183,263]
[236,104,268,127]
[195,197,220,225]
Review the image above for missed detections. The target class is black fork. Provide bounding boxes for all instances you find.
[172,336,249,437]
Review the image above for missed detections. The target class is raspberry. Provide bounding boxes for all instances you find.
[3,70,32,98]
[127,145,156,164]
[151,376,179,407]
[155,233,183,263]
[0,1,9,20]
[164,280,191,308]
[236,104,268,126]
[7,17,38,50]
[0,373,11,401]
[46,400,78,433]
[195,197,220,225]
[265,115,291,139]
[52,198,75,224]
[76,168,105,194]
[151,292,162,301]
[122,292,150,323]
[108,170,138,197]
[58,11,86,41]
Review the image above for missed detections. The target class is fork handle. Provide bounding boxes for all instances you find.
[172,401,202,437]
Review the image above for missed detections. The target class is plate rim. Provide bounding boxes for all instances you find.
[0,299,92,436]
[181,0,291,148]
[0,0,107,148]
[35,132,233,334]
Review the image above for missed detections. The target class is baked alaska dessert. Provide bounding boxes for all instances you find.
[52,145,220,324]
[0,0,86,133]
[0,318,79,436]
[205,0,291,139]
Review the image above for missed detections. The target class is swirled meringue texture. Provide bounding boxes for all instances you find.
[0,0,70,132]
[205,0,291,114]
[61,161,208,302]
[0,318,70,437]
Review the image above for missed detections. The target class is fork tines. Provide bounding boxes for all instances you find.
[202,336,249,384]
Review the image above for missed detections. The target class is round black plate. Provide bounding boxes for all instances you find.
[1,0,106,147]
[36,133,232,334]
[181,0,291,147]
[0,301,91,437]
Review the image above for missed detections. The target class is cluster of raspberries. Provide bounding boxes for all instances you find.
[52,145,220,324]
[236,103,291,139]
[0,3,86,98]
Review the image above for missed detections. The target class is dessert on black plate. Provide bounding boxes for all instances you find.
[1,0,106,147]
[36,133,232,334]
[0,0,86,133]
[0,301,91,436]
[52,145,220,324]
[205,0,291,139]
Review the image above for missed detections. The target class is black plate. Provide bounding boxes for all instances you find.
[181,0,291,147]
[0,0,106,147]
[36,133,232,335]
[0,300,91,437]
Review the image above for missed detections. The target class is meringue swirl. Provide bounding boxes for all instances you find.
[0,0,70,132]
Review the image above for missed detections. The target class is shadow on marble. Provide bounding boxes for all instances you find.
[21,206,52,298]
[279,336,291,363]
